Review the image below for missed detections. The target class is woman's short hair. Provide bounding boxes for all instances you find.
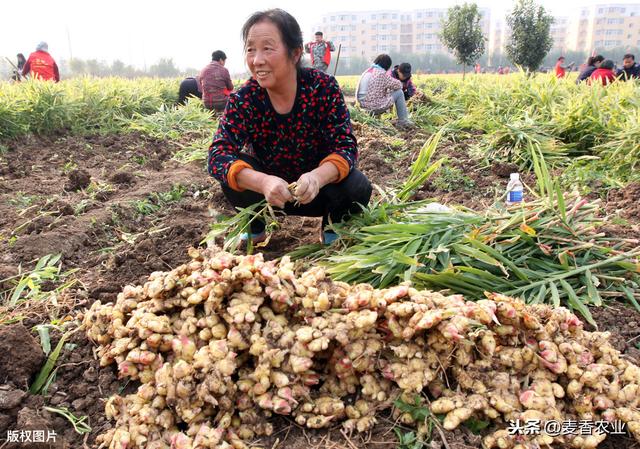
[373,54,392,71]
[212,50,227,62]
[241,9,303,68]
[398,62,412,76]
[593,55,605,64]
[600,59,614,70]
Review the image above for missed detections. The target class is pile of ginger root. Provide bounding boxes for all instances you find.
[82,248,640,449]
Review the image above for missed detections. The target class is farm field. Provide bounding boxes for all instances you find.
[1,74,640,449]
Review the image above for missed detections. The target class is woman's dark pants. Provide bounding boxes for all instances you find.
[221,154,372,234]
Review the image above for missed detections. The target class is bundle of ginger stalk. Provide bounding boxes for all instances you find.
[82,248,640,449]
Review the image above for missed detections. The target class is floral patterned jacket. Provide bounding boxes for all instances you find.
[358,66,402,111]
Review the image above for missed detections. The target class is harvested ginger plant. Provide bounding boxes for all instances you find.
[83,248,640,449]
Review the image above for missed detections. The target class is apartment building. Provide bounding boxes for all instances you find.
[312,8,490,63]
[550,16,569,53]
[313,4,640,68]
[567,4,640,52]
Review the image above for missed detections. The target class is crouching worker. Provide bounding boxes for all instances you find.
[356,54,412,127]
[178,76,202,105]
[208,8,372,245]
[390,63,416,101]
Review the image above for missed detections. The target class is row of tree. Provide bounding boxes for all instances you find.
[440,0,553,78]
[2,0,637,80]
[0,57,196,80]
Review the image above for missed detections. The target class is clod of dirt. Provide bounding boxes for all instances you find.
[11,407,54,449]
[0,386,26,410]
[491,162,519,178]
[606,182,640,222]
[64,169,91,191]
[57,201,75,216]
[0,325,45,388]
[146,158,163,171]
[110,171,136,185]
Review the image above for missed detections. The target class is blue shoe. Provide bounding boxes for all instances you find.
[322,231,339,245]
[240,231,267,244]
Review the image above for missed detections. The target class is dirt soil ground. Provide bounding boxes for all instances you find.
[1,128,639,449]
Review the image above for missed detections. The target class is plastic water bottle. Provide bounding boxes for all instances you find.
[506,173,523,205]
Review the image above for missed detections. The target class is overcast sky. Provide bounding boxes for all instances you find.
[2,0,638,74]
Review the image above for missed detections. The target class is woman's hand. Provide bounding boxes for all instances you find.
[262,175,293,208]
[294,172,321,204]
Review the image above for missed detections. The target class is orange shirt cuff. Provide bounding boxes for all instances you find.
[227,160,252,192]
[321,154,350,183]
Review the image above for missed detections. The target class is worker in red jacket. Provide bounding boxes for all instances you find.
[554,56,574,78]
[22,42,60,82]
[304,32,335,72]
[589,59,617,86]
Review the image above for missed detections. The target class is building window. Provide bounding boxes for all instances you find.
[331,16,335,21]
[371,45,376,51]
[417,12,422,18]
[352,15,356,21]
[392,14,397,19]
[371,14,376,19]
[381,24,387,30]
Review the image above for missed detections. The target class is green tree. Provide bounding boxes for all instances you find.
[440,3,486,79]
[149,58,180,78]
[506,0,553,73]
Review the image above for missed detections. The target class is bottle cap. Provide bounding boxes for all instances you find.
[510,173,520,181]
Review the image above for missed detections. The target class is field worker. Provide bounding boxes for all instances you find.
[554,56,574,78]
[390,62,416,101]
[616,53,640,80]
[356,54,412,127]
[199,50,234,112]
[22,42,60,82]
[208,9,372,245]
[304,31,335,73]
[589,59,616,86]
[178,76,202,105]
[576,55,604,84]
[11,53,26,81]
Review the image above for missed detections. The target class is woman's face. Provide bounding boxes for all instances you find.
[245,20,300,91]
